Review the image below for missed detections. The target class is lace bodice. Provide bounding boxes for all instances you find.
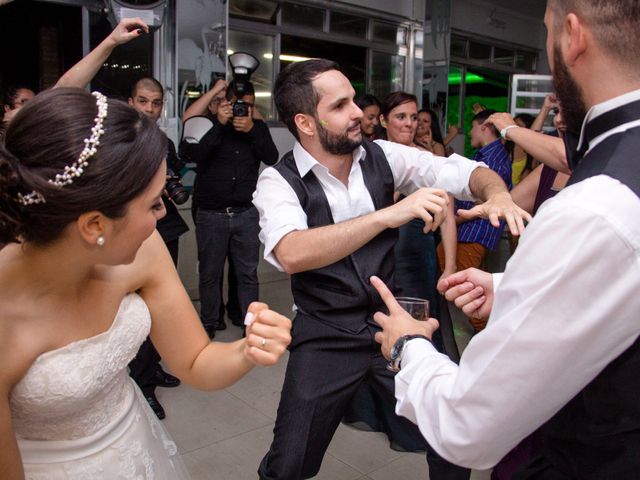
[10,294,151,441]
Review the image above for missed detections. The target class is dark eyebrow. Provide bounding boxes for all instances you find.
[327,96,350,110]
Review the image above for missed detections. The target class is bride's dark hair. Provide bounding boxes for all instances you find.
[0,87,166,245]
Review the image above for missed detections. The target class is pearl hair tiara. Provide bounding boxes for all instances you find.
[16,91,108,206]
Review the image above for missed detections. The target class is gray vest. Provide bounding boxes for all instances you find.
[274,140,397,333]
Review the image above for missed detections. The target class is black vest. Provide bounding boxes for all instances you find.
[274,141,397,333]
[533,120,640,479]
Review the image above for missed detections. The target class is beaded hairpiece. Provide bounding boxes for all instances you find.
[16,91,108,206]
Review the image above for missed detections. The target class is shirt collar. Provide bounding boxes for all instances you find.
[578,88,640,150]
[476,138,502,158]
[293,141,367,177]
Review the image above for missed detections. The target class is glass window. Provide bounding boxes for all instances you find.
[468,41,491,61]
[372,21,406,46]
[371,51,405,99]
[89,13,153,99]
[451,35,467,58]
[515,51,537,71]
[281,4,324,30]
[280,34,366,96]
[229,31,274,119]
[229,0,278,23]
[330,12,367,39]
[493,47,514,67]
[447,65,462,129]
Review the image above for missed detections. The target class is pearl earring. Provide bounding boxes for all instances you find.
[97,236,105,246]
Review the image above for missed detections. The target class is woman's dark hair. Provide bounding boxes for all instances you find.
[418,108,444,145]
[274,59,340,141]
[355,94,381,111]
[380,91,417,119]
[378,91,418,140]
[2,84,34,110]
[0,88,167,245]
[514,113,535,129]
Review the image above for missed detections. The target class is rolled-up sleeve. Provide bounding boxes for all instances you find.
[374,140,486,201]
[252,167,309,271]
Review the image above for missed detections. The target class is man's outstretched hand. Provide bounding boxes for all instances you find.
[457,192,531,236]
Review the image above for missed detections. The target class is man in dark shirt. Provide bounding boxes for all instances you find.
[186,81,279,337]
[127,77,189,419]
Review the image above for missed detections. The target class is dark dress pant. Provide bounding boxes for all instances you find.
[258,314,469,480]
[195,207,260,328]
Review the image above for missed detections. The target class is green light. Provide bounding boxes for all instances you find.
[448,72,486,85]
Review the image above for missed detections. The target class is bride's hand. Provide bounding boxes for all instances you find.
[243,302,292,366]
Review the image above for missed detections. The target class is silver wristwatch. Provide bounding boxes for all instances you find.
[388,334,431,372]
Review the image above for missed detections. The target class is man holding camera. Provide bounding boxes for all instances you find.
[186,81,279,338]
[127,76,189,419]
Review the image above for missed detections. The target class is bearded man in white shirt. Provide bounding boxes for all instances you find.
[252,58,529,480]
[373,1,640,478]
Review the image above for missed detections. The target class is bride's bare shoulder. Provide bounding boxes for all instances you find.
[101,230,174,292]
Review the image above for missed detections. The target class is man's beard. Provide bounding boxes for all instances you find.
[317,120,362,155]
[553,44,587,134]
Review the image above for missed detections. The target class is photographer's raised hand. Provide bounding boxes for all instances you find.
[217,99,233,125]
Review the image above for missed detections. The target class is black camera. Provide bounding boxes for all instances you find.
[233,99,250,117]
[165,168,189,205]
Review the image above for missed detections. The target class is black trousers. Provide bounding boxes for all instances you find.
[195,207,260,328]
[128,238,180,396]
[258,314,470,480]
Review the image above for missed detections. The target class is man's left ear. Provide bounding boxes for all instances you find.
[563,13,588,65]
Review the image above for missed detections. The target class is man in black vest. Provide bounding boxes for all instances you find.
[252,59,529,480]
[374,2,640,478]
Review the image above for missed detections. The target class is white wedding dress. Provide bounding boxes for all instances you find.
[10,294,190,479]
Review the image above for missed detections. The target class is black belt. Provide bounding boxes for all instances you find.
[208,206,252,215]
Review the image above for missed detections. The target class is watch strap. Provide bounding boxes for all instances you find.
[500,124,520,139]
[390,334,432,372]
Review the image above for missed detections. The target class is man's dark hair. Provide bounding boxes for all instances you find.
[472,109,498,137]
[355,94,381,111]
[547,0,640,73]
[274,59,340,141]
[130,77,164,100]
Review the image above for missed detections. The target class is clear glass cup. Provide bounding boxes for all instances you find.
[387,296,431,372]
[395,296,430,321]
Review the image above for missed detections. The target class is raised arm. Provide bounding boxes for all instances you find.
[182,79,227,123]
[273,187,449,274]
[458,166,532,235]
[54,18,149,90]
[485,112,569,174]
[132,232,291,391]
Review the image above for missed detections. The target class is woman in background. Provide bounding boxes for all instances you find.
[355,94,382,140]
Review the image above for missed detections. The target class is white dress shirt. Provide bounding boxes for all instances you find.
[395,89,640,469]
[253,139,484,271]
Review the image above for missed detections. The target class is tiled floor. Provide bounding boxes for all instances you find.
[158,257,497,479]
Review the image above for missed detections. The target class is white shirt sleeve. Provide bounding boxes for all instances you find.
[394,178,640,469]
[252,167,309,271]
[374,139,485,201]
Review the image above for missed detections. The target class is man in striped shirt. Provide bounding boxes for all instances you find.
[437,109,512,331]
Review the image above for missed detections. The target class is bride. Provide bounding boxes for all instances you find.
[0,87,292,479]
